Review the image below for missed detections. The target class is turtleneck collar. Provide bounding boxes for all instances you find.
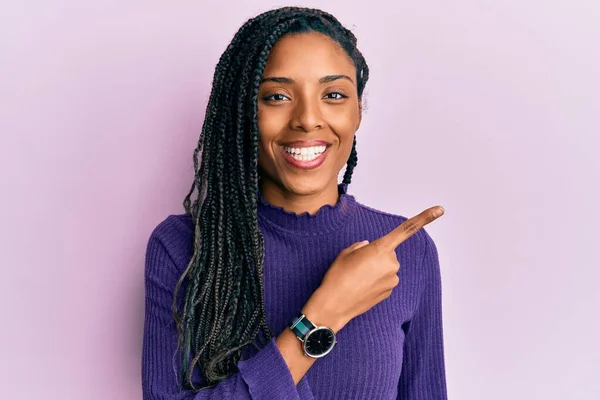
[256,183,358,236]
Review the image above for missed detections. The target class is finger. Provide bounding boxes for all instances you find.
[340,240,370,255]
[376,289,394,302]
[353,240,370,251]
[373,206,444,252]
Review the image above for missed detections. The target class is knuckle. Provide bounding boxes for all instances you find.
[404,220,419,236]
[387,254,400,269]
[372,240,385,256]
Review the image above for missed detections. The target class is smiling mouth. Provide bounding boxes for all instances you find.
[283,144,328,161]
[279,143,331,170]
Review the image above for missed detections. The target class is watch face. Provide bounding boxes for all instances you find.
[304,328,336,358]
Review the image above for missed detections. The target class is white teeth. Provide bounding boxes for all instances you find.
[283,145,327,162]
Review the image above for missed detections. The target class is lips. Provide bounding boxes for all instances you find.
[280,139,331,149]
[279,141,331,170]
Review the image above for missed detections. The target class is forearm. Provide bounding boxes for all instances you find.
[275,328,317,385]
[277,289,349,384]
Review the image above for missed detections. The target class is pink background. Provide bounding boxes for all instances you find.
[2,0,599,398]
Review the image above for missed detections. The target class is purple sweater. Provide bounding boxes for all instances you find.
[142,184,447,399]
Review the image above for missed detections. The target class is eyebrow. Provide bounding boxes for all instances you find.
[260,74,355,85]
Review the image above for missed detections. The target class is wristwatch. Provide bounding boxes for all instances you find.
[289,313,337,358]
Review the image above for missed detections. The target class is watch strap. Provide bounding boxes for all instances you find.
[289,314,315,340]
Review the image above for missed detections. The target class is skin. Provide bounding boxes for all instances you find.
[277,205,444,385]
[257,31,361,215]
[255,31,445,385]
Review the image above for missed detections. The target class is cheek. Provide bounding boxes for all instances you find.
[258,105,283,138]
[327,108,358,140]
[257,107,281,166]
[326,100,359,127]
[327,108,358,165]
[257,134,272,169]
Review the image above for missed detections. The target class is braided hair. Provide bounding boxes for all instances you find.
[174,6,370,390]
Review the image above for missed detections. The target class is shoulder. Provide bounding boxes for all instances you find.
[146,213,194,273]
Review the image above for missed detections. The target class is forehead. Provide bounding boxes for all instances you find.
[263,31,356,78]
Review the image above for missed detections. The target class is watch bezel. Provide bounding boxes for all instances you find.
[302,326,337,359]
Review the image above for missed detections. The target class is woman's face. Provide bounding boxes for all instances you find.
[257,31,361,197]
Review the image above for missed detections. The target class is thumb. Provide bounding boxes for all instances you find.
[354,240,370,249]
[340,240,370,256]
[349,240,370,252]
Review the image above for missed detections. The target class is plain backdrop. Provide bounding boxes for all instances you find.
[1,0,599,399]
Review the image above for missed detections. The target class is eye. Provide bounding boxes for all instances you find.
[323,92,348,100]
[262,93,290,102]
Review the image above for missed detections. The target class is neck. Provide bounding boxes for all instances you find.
[258,178,340,216]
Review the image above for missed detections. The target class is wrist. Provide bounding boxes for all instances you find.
[302,288,349,333]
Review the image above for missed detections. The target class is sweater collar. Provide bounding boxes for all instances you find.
[257,183,357,235]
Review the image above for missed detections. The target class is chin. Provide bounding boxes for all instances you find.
[279,174,333,196]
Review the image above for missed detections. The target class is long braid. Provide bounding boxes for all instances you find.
[343,136,358,185]
[174,6,370,390]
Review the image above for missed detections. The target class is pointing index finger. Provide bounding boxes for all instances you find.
[373,206,444,252]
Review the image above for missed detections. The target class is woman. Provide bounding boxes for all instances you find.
[142,6,447,399]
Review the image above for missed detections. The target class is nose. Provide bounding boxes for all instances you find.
[289,96,325,132]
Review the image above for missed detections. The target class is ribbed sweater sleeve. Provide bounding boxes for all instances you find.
[397,234,448,400]
[141,227,304,400]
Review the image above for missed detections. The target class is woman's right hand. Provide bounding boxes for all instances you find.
[302,205,445,332]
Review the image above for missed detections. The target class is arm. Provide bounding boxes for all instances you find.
[142,228,315,400]
[397,235,448,399]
